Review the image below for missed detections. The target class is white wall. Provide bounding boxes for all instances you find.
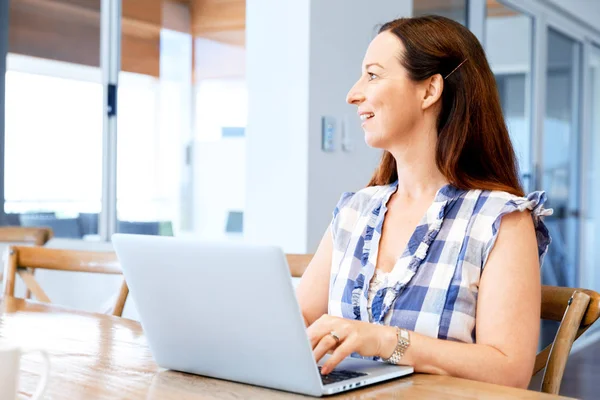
[541,0,600,32]
[245,0,412,253]
[245,0,311,252]
[306,1,412,251]
[194,37,245,80]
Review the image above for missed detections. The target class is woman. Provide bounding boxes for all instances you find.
[296,15,551,389]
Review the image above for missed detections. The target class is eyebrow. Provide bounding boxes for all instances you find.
[364,62,384,70]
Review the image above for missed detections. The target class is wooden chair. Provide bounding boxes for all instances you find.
[0,227,54,295]
[2,246,129,317]
[0,226,53,246]
[286,254,313,278]
[534,286,600,394]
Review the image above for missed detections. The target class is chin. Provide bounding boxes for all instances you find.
[364,130,387,149]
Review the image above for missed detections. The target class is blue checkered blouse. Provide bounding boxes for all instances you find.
[328,181,551,349]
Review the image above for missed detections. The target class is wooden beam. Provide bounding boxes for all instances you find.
[8,0,248,77]
[9,0,102,68]
[8,0,192,77]
[190,0,245,47]
[163,1,192,33]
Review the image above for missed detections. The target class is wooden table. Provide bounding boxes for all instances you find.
[0,297,573,399]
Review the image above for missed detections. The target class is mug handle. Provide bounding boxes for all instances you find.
[21,349,51,400]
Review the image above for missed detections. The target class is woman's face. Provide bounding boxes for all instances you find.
[346,32,425,150]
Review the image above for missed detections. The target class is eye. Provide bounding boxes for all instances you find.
[368,73,378,81]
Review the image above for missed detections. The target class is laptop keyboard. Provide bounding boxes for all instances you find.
[318,366,367,385]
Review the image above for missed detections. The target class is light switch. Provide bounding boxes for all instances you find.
[321,116,335,152]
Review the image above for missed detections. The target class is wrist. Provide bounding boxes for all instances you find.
[380,325,399,359]
[381,326,411,365]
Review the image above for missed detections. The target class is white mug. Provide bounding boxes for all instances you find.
[0,342,50,400]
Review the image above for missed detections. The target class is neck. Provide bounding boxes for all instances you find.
[388,125,448,200]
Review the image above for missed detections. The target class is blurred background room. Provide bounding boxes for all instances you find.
[1,0,600,397]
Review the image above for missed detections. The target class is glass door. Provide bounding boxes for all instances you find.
[115,0,192,237]
[541,28,582,290]
[582,44,600,292]
[4,0,103,238]
[485,1,534,191]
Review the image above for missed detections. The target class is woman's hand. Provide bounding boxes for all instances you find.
[307,314,397,374]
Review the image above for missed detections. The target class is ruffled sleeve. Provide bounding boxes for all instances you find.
[482,191,553,269]
[331,191,355,243]
[332,192,355,219]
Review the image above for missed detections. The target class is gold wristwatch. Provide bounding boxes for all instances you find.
[383,327,410,365]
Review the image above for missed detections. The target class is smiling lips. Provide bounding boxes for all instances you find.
[359,112,375,121]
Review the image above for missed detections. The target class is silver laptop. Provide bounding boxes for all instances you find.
[112,234,413,397]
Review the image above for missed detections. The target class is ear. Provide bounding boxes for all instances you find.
[422,74,444,110]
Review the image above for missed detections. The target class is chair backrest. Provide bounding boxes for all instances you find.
[117,221,160,236]
[78,213,99,236]
[3,213,22,226]
[225,211,244,234]
[1,246,129,317]
[0,226,53,246]
[20,215,83,239]
[533,285,600,395]
[0,227,54,298]
[286,254,313,278]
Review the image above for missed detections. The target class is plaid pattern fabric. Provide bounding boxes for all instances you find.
[328,182,551,353]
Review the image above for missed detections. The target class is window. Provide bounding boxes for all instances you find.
[5,0,103,239]
[192,37,247,240]
[485,2,534,190]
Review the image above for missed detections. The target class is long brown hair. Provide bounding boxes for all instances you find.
[367,16,524,197]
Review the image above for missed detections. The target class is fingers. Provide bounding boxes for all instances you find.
[313,333,339,363]
[307,324,328,349]
[306,315,359,374]
[321,337,356,375]
[307,315,336,348]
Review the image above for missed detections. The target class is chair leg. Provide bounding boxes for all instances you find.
[541,291,591,395]
[111,280,129,317]
[24,268,34,299]
[18,269,51,303]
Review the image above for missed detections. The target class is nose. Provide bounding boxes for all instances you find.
[346,79,365,105]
